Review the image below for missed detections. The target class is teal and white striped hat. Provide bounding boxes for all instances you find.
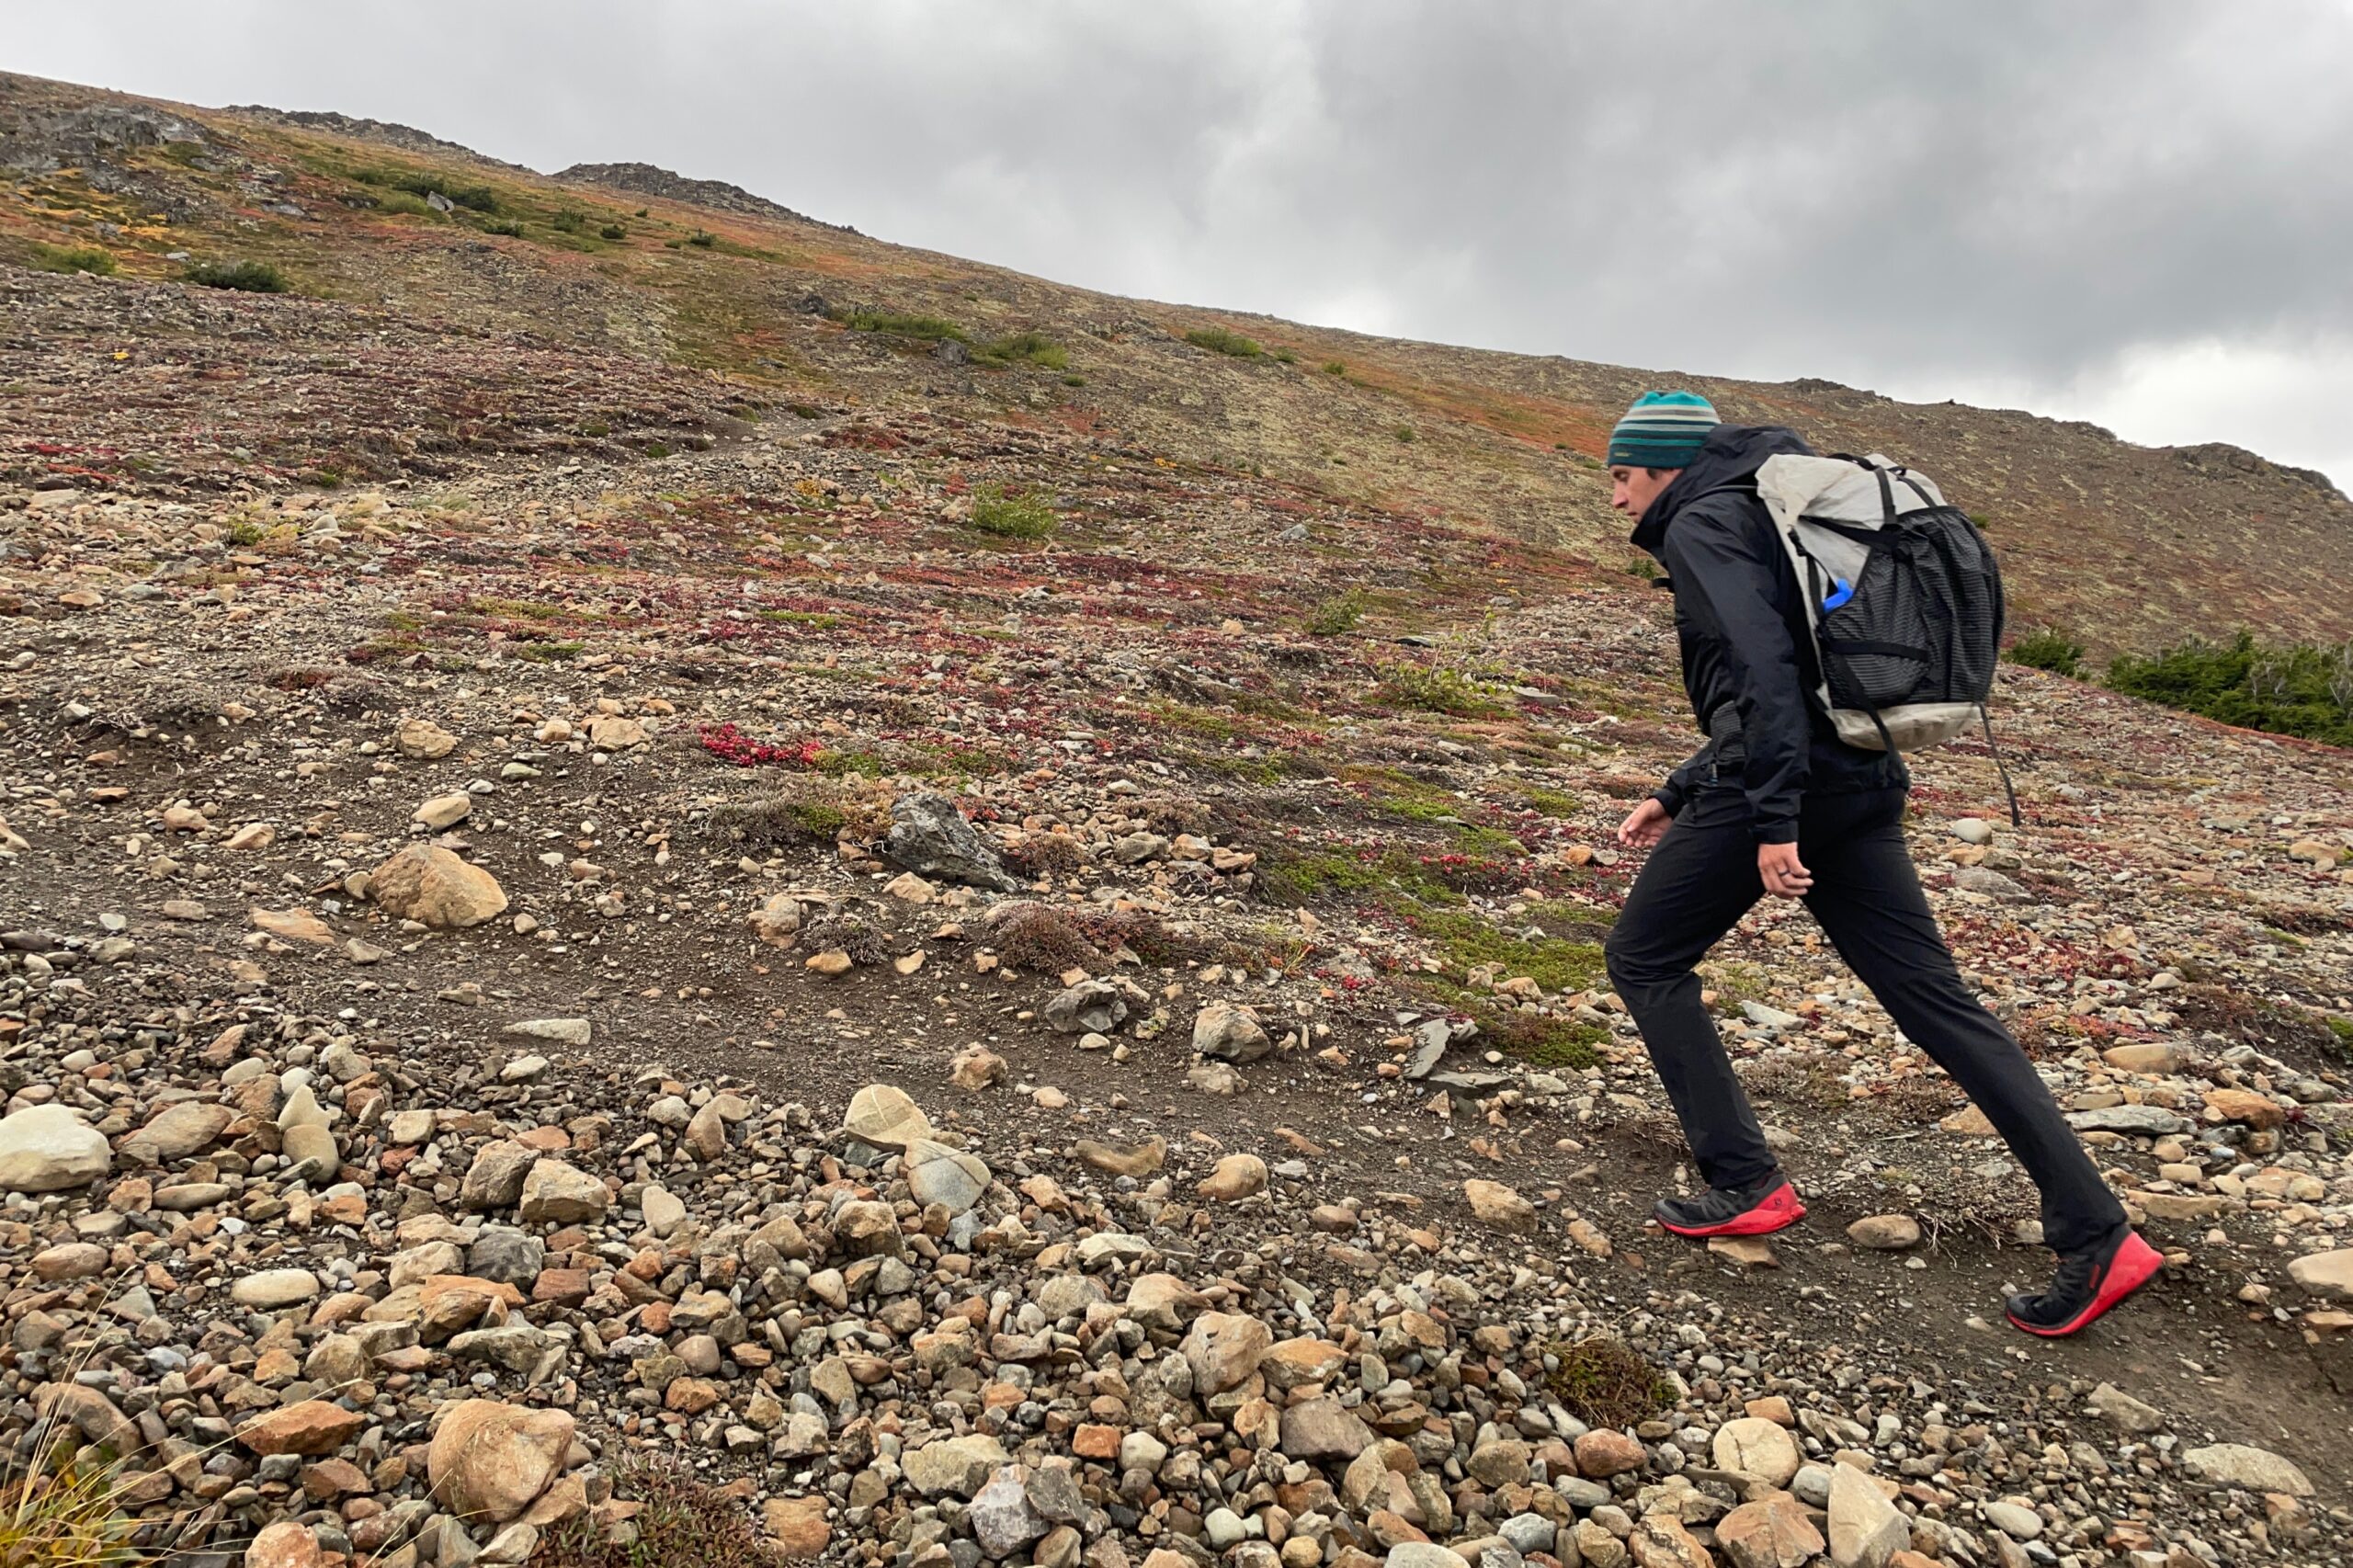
[1608,390,1721,468]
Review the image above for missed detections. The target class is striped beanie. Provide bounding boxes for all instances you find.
[1608,390,1721,469]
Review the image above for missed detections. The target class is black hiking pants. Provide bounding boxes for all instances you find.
[1604,783,2126,1256]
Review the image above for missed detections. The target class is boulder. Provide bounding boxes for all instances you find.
[1712,1417,1802,1486]
[882,791,1017,891]
[428,1399,578,1524]
[1193,1000,1271,1062]
[2182,1442,2313,1496]
[460,1140,538,1209]
[517,1159,608,1223]
[0,1105,112,1192]
[119,1100,233,1164]
[1715,1491,1824,1568]
[1182,1312,1274,1392]
[1464,1178,1536,1233]
[237,1401,369,1457]
[369,844,508,928]
[904,1139,991,1216]
[1827,1462,1908,1568]
[843,1084,932,1149]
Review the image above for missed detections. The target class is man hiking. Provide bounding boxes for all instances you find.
[1600,390,2162,1337]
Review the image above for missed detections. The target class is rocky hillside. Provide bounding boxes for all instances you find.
[2,68,2353,1568]
[2,69,2349,655]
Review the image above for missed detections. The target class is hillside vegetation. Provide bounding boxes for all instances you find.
[1,70,2347,658]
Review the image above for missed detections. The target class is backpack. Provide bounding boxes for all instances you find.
[1753,451,2020,824]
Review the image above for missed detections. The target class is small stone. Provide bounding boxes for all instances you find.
[517,1159,608,1223]
[1464,1178,1536,1233]
[503,1017,591,1047]
[1712,1417,1802,1486]
[251,907,336,946]
[238,1401,369,1457]
[1845,1214,1921,1251]
[1182,1311,1274,1392]
[233,1268,324,1309]
[843,1084,933,1148]
[396,718,459,758]
[1573,1428,1646,1478]
[415,791,472,830]
[903,1433,1010,1498]
[1982,1500,2042,1540]
[1198,1153,1267,1201]
[1715,1491,1824,1568]
[904,1138,992,1215]
[428,1399,578,1524]
[641,1185,688,1238]
[1193,999,1272,1062]
[2085,1381,2164,1433]
[949,1045,1006,1091]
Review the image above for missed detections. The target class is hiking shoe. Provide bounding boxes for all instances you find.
[2005,1228,2164,1337]
[1654,1174,1806,1239]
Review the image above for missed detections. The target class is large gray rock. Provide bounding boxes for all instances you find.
[882,792,1017,891]
[1827,1462,1908,1568]
[467,1227,544,1286]
[517,1159,608,1223]
[966,1465,1048,1558]
[1279,1396,1374,1463]
[904,1139,991,1216]
[1041,979,1127,1035]
[2183,1442,2313,1495]
[119,1100,233,1164]
[902,1433,1008,1498]
[0,1105,112,1192]
[1192,1000,1271,1062]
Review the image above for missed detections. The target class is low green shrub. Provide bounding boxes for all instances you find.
[394,173,498,211]
[844,310,967,342]
[187,259,289,292]
[1307,587,1366,636]
[968,487,1057,540]
[1186,325,1262,358]
[981,331,1068,369]
[30,244,115,275]
[2107,631,2353,746]
[598,222,627,240]
[2006,627,2085,677]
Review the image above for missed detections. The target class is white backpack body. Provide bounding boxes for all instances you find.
[1754,452,2003,753]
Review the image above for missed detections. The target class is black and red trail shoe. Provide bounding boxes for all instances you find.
[2005,1227,2165,1337]
[1654,1174,1807,1239]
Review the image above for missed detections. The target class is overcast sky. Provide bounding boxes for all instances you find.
[15,2,2353,489]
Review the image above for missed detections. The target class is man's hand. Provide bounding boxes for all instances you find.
[1757,841,1813,899]
[1617,798,1671,848]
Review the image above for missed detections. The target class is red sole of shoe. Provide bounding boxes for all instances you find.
[1658,1185,1807,1239]
[2006,1233,2165,1337]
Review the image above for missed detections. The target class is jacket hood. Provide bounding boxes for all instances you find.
[1629,424,1813,553]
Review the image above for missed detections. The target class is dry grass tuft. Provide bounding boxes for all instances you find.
[537,1455,777,1568]
[1541,1336,1674,1430]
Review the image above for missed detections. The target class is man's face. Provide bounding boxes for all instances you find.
[1610,464,1678,522]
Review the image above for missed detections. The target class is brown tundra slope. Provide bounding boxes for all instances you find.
[2,69,2347,655]
[3,68,2353,1568]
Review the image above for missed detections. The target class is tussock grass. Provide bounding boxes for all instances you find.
[1185,325,1262,358]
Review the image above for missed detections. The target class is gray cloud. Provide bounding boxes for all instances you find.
[14,0,2351,483]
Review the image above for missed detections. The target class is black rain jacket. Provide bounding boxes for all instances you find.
[1630,424,1905,843]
